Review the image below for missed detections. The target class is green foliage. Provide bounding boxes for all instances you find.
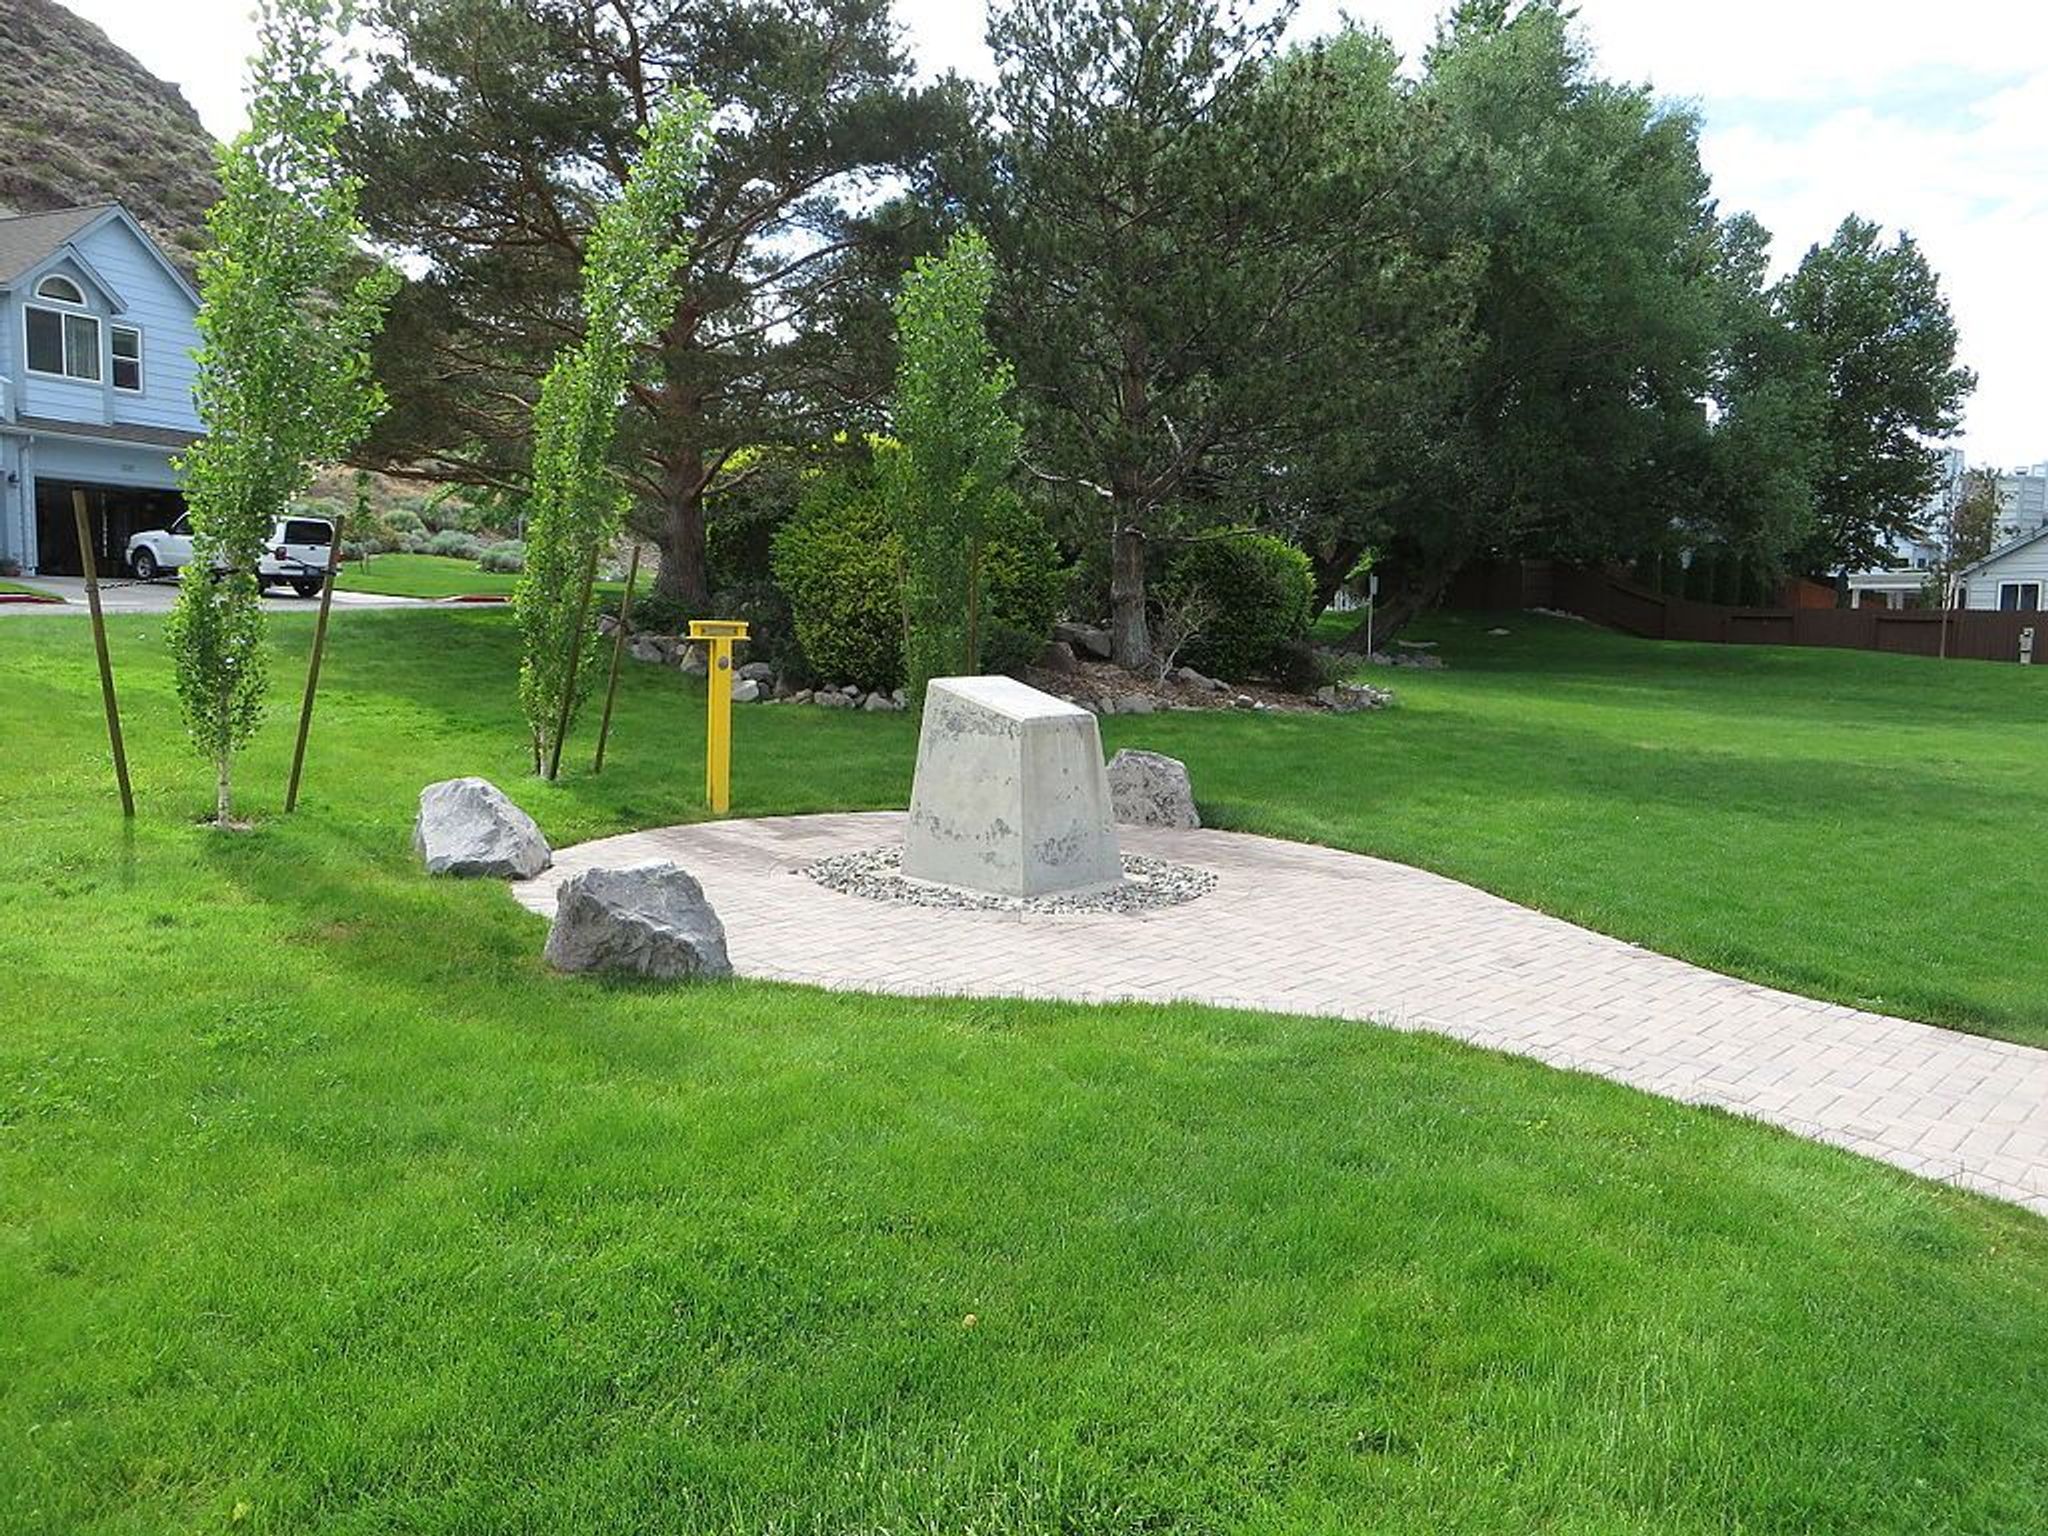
[165,0,396,822]
[977,497,1065,675]
[1780,217,1976,574]
[423,528,483,560]
[1165,531,1314,680]
[771,454,906,691]
[775,443,1064,689]
[477,540,526,574]
[513,92,712,774]
[349,0,955,609]
[887,230,1022,708]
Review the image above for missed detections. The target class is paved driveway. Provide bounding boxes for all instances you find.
[1,576,440,615]
[513,811,2048,1219]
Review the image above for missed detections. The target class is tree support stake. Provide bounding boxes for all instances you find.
[285,512,345,812]
[72,489,134,817]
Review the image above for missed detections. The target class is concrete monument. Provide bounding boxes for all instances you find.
[903,676,1122,897]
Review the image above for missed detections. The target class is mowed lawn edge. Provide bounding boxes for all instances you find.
[2,607,2045,1531]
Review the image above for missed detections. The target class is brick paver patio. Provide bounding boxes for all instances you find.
[511,812,2048,1218]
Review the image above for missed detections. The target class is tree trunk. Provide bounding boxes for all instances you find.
[1109,518,1151,672]
[215,751,232,826]
[1310,538,1366,617]
[650,464,712,612]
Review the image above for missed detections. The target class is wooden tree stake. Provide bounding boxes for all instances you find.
[72,490,135,817]
[285,512,345,812]
[591,542,640,774]
[546,539,603,781]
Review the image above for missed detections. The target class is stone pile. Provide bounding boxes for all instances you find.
[604,620,909,711]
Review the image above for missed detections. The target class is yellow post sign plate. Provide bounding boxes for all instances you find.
[689,620,750,813]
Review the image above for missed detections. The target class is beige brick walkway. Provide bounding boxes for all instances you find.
[511,812,2048,1218]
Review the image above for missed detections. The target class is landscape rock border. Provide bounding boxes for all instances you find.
[804,844,1216,916]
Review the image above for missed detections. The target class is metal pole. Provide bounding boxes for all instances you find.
[545,539,602,781]
[72,490,134,817]
[284,512,345,812]
[590,543,640,774]
[705,635,733,813]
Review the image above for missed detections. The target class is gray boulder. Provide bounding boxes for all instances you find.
[815,689,852,709]
[677,645,708,677]
[627,634,669,664]
[1037,639,1079,673]
[737,660,775,682]
[1105,749,1200,829]
[1053,621,1113,660]
[731,678,763,703]
[415,777,552,878]
[543,862,732,979]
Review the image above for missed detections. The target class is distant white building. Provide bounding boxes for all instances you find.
[1994,463,2048,546]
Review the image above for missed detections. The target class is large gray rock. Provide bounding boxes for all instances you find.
[1053,621,1112,660]
[415,777,552,877]
[1105,749,1200,829]
[543,862,732,979]
[904,675,1122,897]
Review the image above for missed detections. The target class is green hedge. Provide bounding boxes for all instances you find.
[771,457,906,690]
[1165,530,1315,681]
[771,447,1063,690]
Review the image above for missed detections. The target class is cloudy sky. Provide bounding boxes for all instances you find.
[63,0,2047,466]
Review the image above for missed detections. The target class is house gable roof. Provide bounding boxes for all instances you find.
[0,203,201,312]
[1955,524,2048,581]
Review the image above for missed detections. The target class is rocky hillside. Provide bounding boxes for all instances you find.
[0,0,219,267]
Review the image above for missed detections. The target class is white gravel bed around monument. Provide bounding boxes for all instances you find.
[804,844,1217,915]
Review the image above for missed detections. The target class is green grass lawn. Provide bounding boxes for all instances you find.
[335,552,518,598]
[0,578,57,597]
[2,609,2045,1533]
[335,553,629,602]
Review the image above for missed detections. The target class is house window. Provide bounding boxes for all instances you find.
[24,305,102,382]
[35,275,86,304]
[111,325,142,392]
[1998,582,2041,612]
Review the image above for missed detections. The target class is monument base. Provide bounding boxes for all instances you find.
[903,676,1123,898]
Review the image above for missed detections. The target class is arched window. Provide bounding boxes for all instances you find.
[35,275,86,305]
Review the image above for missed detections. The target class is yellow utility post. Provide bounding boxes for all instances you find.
[688,619,750,814]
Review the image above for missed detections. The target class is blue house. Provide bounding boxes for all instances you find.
[0,204,203,576]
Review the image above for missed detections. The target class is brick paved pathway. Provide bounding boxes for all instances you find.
[511,812,2048,1217]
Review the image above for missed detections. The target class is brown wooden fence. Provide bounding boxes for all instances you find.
[1450,560,2041,665]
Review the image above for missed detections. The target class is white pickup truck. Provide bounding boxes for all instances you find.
[127,513,337,597]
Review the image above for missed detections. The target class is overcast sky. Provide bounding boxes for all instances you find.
[62,0,2047,467]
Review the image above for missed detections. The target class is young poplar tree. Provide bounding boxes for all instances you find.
[168,0,396,825]
[888,229,1021,709]
[515,93,713,776]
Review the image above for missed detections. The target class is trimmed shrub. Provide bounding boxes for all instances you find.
[771,450,1066,690]
[771,457,906,690]
[423,528,483,560]
[979,494,1064,675]
[1164,530,1315,681]
[478,540,526,574]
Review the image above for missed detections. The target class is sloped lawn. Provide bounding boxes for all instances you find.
[334,552,519,598]
[1,609,2044,1533]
